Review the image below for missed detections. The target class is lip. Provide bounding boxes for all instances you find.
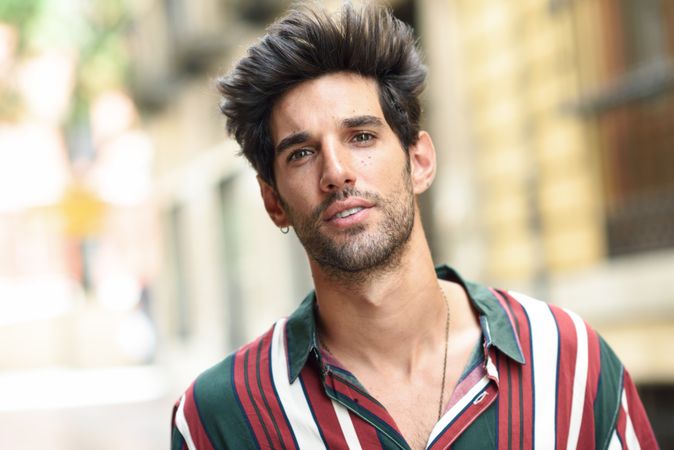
[323,198,374,223]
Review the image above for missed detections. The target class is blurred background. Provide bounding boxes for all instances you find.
[0,0,672,448]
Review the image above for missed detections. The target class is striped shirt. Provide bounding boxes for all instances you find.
[171,266,658,449]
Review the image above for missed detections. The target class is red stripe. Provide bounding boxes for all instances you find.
[576,325,601,448]
[496,351,511,449]
[245,337,289,448]
[615,394,628,446]
[350,409,384,449]
[299,367,350,446]
[503,292,534,450]
[447,363,486,412]
[494,345,523,450]
[257,330,298,449]
[622,371,659,449]
[510,362,523,450]
[550,305,578,450]
[329,374,401,435]
[182,382,216,450]
[233,343,268,446]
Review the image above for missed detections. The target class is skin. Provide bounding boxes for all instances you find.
[258,72,481,449]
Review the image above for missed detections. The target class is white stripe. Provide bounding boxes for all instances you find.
[174,394,197,450]
[332,400,363,450]
[485,353,498,380]
[511,291,559,450]
[566,309,589,450]
[608,429,623,450]
[270,319,327,449]
[622,388,641,450]
[426,375,490,446]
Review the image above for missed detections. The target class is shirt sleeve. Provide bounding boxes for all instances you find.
[170,385,217,450]
[169,355,259,449]
[171,396,189,450]
[605,370,659,450]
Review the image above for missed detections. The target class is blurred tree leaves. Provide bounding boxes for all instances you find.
[0,0,130,132]
[0,0,43,27]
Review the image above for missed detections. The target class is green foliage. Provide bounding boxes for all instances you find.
[0,0,131,124]
[0,0,43,26]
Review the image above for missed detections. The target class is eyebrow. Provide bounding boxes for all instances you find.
[342,115,384,129]
[275,131,311,156]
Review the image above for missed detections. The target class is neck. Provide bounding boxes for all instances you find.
[310,218,446,371]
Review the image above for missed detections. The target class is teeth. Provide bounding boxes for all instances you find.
[335,207,363,219]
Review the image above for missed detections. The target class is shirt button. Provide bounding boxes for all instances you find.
[473,391,488,405]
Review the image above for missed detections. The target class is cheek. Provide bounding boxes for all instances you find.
[277,177,317,209]
[358,155,373,167]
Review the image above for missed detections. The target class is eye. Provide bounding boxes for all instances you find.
[287,148,313,162]
[352,132,375,144]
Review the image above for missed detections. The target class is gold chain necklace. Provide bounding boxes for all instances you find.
[438,285,450,421]
[318,285,451,421]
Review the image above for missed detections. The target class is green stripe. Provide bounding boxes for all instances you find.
[193,354,258,449]
[451,402,498,448]
[171,424,186,450]
[594,336,624,450]
[377,428,408,450]
[437,266,525,364]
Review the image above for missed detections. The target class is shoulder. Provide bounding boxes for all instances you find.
[496,289,632,436]
[489,288,626,394]
[492,288,604,354]
[196,321,280,403]
[172,323,281,449]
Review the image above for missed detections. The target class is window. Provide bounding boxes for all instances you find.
[637,383,674,448]
[217,177,245,350]
[589,0,674,256]
[167,205,190,339]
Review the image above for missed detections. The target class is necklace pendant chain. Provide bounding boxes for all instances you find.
[438,284,450,421]
[319,285,451,422]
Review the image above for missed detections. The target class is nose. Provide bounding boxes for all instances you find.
[319,140,356,192]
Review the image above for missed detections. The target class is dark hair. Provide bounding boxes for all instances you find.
[217,2,427,186]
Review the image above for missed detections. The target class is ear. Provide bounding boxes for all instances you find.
[408,131,437,194]
[257,176,290,227]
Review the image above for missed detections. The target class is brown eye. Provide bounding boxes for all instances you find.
[288,148,313,162]
[352,132,374,143]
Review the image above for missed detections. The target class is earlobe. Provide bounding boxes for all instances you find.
[257,176,290,227]
[409,131,437,194]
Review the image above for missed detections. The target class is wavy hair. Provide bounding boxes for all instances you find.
[217,2,427,185]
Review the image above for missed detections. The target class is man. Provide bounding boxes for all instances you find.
[171,3,657,449]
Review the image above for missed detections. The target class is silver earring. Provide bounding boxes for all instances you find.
[280,226,290,234]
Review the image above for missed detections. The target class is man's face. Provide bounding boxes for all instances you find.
[268,72,416,275]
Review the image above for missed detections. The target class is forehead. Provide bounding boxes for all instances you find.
[270,72,384,144]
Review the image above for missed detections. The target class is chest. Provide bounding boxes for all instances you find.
[365,362,470,449]
[370,381,444,449]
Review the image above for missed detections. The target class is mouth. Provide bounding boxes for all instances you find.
[333,206,365,219]
[319,195,375,230]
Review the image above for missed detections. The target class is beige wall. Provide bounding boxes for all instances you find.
[432,0,674,382]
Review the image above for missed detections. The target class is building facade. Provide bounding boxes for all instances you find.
[426,0,674,443]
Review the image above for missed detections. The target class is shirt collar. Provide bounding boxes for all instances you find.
[285,265,525,382]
